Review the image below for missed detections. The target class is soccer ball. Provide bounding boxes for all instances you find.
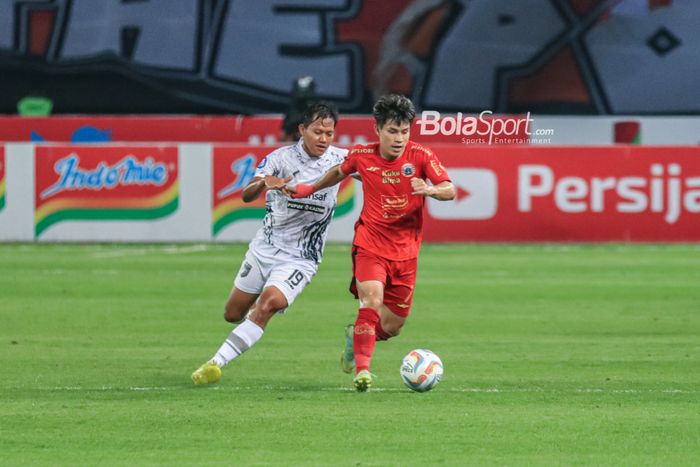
[400,349,443,392]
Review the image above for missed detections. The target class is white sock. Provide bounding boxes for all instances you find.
[211,319,264,368]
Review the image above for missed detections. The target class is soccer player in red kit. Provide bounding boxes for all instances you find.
[287,94,456,391]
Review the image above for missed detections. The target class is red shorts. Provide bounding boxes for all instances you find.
[349,246,417,317]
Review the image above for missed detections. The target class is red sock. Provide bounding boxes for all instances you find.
[353,307,379,373]
[375,320,390,341]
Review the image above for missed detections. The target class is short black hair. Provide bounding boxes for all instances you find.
[301,101,339,127]
[373,94,416,128]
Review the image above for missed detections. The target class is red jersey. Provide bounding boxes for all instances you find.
[340,141,451,261]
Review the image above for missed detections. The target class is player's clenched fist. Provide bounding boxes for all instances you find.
[410,177,435,196]
[280,182,315,198]
[264,175,292,190]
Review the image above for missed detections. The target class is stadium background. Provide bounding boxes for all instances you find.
[1,2,699,465]
[1,0,697,114]
[1,0,699,242]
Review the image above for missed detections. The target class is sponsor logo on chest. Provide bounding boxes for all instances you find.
[287,200,326,214]
[382,170,401,184]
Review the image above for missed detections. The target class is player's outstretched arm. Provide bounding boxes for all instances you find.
[410,178,456,201]
[313,165,348,191]
[242,176,293,202]
[285,165,347,198]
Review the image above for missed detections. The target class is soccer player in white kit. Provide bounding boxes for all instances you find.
[192,102,347,384]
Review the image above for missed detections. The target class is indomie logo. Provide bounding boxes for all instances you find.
[41,154,168,199]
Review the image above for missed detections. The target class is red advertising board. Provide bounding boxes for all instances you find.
[2,116,240,143]
[423,145,700,242]
[212,146,268,235]
[35,145,179,237]
[0,115,528,146]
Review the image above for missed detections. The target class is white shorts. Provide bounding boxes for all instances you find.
[233,240,318,312]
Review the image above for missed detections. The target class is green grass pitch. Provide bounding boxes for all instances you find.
[1,243,699,466]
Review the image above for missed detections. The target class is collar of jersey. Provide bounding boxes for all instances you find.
[297,138,322,161]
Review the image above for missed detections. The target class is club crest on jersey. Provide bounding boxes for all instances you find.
[401,163,415,177]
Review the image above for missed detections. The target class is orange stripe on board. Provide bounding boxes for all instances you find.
[35,181,179,223]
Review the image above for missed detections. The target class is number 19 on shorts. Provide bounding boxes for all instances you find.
[285,270,304,289]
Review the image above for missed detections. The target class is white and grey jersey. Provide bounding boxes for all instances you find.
[251,139,347,263]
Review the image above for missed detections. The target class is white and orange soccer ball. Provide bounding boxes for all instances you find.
[400,349,443,392]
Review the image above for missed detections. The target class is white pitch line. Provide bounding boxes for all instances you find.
[38,386,697,394]
[129,387,173,391]
[92,244,212,258]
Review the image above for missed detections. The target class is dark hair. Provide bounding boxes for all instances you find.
[373,94,416,128]
[301,101,339,127]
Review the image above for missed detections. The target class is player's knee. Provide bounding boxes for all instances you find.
[257,295,286,317]
[360,296,383,311]
[223,303,247,323]
[223,311,245,324]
